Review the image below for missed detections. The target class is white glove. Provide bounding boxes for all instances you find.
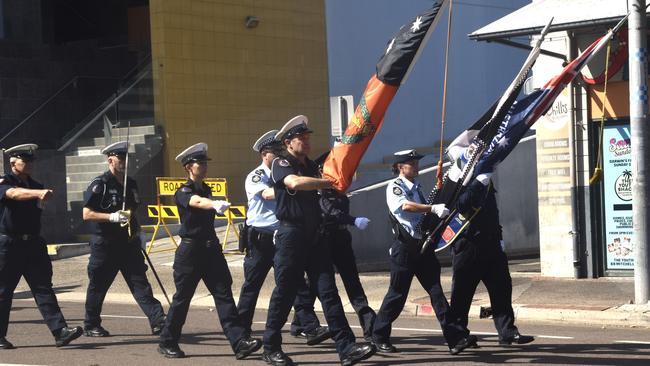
[430,204,450,218]
[476,173,493,186]
[109,210,130,224]
[354,217,370,230]
[212,200,231,214]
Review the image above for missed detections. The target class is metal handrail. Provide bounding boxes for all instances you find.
[57,65,152,151]
[0,75,118,146]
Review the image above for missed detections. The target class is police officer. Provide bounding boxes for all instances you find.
[237,130,330,345]
[82,141,165,337]
[449,171,534,346]
[158,143,261,359]
[371,149,471,355]
[262,115,375,366]
[0,144,82,349]
[290,152,376,342]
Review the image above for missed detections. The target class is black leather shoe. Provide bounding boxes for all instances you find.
[55,326,83,347]
[262,350,293,366]
[158,342,185,358]
[151,317,166,335]
[449,336,474,355]
[341,343,376,366]
[0,337,15,349]
[305,326,334,346]
[373,341,397,353]
[499,333,535,345]
[84,325,110,337]
[235,337,262,360]
[468,334,480,348]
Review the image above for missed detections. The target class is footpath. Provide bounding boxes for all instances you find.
[32,227,649,330]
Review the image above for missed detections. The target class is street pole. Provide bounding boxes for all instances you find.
[628,0,650,304]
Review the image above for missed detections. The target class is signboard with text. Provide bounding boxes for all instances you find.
[602,124,633,271]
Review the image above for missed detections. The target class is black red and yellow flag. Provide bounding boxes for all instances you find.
[322,1,448,192]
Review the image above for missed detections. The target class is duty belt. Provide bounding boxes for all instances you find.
[0,233,37,241]
[182,237,219,248]
[251,227,274,241]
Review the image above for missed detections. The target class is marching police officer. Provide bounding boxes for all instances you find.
[237,130,330,345]
[0,144,82,349]
[290,152,376,342]
[158,143,261,359]
[449,172,534,346]
[262,115,375,366]
[372,149,471,355]
[82,141,165,337]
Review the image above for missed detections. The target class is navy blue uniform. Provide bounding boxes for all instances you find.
[292,189,376,340]
[237,164,320,336]
[160,179,246,351]
[83,171,164,330]
[449,180,518,340]
[372,176,465,348]
[0,173,68,337]
[263,155,356,358]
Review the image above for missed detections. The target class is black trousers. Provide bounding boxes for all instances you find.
[263,224,355,358]
[449,236,518,340]
[372,239,464,348]
[0,234,67,337]
[292,227,376,340]
[84,235,164,329]
[160,238,245,351]
[236,229,320,336]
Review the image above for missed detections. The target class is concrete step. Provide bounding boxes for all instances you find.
[66,163,107,174]
[66,171,105,184]
[110,125,156,136]
[92,134,146,147]
[65,154,106,165]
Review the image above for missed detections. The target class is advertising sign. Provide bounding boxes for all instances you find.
[602,124,633,270]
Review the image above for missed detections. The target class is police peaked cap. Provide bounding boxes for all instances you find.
[175,142,211,165]
[101,141,129,156]
[4,143,38,161]
[275,115,313,141]
[392,149,424,164]
[253,129,281,152]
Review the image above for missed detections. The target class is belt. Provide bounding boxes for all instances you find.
[181,237,219,248]
[0,233,37,241]
[251,228,274,241]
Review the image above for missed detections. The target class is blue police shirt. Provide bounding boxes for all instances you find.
[245,163,279,231]
[386,176,426,240]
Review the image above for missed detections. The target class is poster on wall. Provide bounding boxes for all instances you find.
[603,124,633,271]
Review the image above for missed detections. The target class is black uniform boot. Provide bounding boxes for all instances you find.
[0,337,15,349]
[341,343,376,366]
[54,326,83,347]
[84,325,110,337]
[158,342,185,358]
[235,337,262,359]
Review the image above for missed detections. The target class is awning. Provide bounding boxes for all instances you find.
[469,0,631,42]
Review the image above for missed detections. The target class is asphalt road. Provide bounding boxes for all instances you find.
[1,300,649,366]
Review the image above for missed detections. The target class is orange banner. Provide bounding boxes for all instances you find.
[322,75,398,192]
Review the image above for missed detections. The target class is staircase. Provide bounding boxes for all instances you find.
[64,124,162,210]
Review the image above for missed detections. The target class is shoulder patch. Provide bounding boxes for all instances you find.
[254,169,264,175]
[392,186,403,196]
[91,182,104,194]
[180,187,192,193]
[252,175,261,183]
[395,178,403,185]
[278,159,290,167]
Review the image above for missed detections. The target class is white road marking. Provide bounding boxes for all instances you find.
[252,322,574,340]
[103,314,148,319]
[615,340,650,345]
